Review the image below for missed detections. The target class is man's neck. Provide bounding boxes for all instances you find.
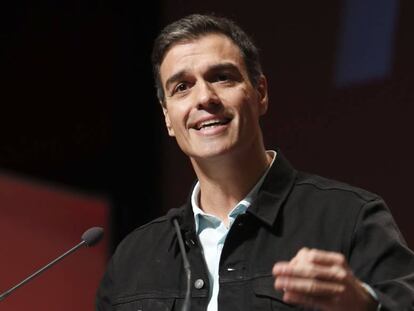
[191,148,272,221]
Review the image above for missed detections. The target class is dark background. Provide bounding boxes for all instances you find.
[1,0,413,255]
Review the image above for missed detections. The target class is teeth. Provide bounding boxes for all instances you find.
[199,119,222,128]
[194,118,230,130]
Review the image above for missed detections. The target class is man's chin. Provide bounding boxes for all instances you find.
[189,145,237,161]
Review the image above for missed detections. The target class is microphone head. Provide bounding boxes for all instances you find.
[81,227,104,247]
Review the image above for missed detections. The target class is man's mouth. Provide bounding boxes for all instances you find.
[194,118,231,130]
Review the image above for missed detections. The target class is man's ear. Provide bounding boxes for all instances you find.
[162,106,175,137]
[256,75,269,116]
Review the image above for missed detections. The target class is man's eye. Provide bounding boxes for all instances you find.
[216,74,229,82]
[174,83,188,93]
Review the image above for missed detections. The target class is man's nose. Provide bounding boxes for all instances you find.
[195,81,220,109]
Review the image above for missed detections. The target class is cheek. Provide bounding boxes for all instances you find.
[165,106,188,133]
[232,85,257,108]
[237,93,259,116]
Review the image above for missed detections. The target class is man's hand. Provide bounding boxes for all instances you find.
[272,248,378,311]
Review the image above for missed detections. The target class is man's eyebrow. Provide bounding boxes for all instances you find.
[165,70,187,91]
[207,62,240,73]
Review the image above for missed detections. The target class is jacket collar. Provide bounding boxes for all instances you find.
[174,149,297,232]
[247,150,297,227]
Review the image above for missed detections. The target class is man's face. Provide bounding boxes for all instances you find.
[159,33,268,161]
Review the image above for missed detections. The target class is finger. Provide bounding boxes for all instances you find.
[273,262,347,283]
[274,276,345,297]
[272,262,289,276]
[294,248,347,267]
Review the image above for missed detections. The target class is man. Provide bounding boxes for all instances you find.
[96,14,414,310]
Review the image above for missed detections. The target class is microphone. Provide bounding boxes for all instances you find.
[0,226,104,301]
[169,209,191,311]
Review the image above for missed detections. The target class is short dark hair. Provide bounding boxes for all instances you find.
[151,13,263,106]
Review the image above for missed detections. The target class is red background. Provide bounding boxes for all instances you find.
[0,174,109,310]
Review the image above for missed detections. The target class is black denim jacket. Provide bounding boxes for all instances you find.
[96,152,414,310]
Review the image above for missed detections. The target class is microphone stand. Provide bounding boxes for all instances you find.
[0,226,103,302]
[173,218,192,311]
[0,240,86,301]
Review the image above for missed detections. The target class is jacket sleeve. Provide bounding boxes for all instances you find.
[349,198,414,310]
[95,256,115,311]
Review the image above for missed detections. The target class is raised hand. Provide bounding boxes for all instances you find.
[272,248,378,311]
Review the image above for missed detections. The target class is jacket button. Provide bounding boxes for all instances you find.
[194,279,204,289]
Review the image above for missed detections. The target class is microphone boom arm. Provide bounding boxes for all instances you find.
[0,240,86,301]
[0,226,103,302]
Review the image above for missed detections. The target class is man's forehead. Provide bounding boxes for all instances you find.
[159,34,243,81]
[163,33,238,61]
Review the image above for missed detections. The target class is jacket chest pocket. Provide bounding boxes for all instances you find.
[253,276,302,311]
[114,297,175,311]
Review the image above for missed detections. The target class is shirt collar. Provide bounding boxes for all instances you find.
[191,150,277,232]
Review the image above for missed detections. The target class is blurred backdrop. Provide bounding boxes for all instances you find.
[1,0,413,310]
